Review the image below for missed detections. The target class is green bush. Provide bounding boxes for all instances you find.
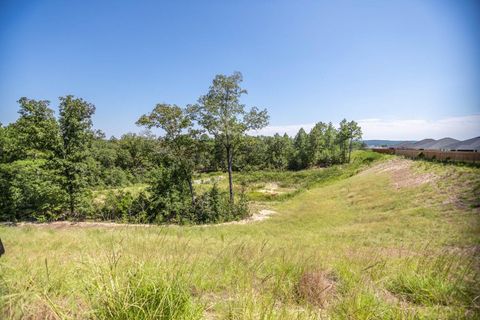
[192,184,249,223]
[147,165,193,224]
[0,159,66,221]
[95,190,149,223]
[102,167,132,187]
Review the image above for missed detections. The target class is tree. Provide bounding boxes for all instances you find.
[338,119,362,163]
[7,98,61,161]
[137,103,198,205]
[346,120,362,162]
[291,128,309,170]
[116,132,161,178]
[0,124,5,163]
[0,159,66,221]
[0,98,65,221]
[192,72,269,202]
[236,135,268,170]
[308,122,327,166]
[324,122,339,165]
[58,95,96,217]
[266,133,293,170]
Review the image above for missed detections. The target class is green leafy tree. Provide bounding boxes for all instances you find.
[137,103,199,205]
[58,95,96,217]
[192,72,269,202]
[346,120,362,162]
[266,133,293,170]
[0,123,8,163]
[308,122,328,166]
[338,119,362,163]
[324,122,339,165]
[236,135,268,170]
[117,132,161,179]
[0,159,66,221]
[291,128,309,170]
[0,98,65,221]
[147,164,193,223]
[6,98,61,161]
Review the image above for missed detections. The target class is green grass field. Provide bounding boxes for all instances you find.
[1,151,479,319]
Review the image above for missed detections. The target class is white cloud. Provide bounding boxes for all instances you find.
[251,124,315,137]
[251,115,480,140]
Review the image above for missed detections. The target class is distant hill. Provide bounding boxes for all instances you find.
[445,136,480,151]
[410,139,436,149]
[363,140,415,147]
[426,138,459,150]
[382,136,479,151]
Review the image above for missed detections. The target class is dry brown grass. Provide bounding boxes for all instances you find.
[359,158,437,189]
[295,270,336,308]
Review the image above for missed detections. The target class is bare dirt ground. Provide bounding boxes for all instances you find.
[193,175,225,185]
[210,209,277,226]
[360,158,438,189]
[258,182,280,194]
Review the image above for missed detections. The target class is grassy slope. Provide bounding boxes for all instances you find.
[1,152,479,319]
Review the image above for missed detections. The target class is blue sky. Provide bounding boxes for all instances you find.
[0,0,479,140]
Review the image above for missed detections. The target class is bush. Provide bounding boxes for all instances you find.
[147,165,193,224]
[95,190,149,223]
[0,159,66,221]
[192,184,249,224]
[102,167,132,187]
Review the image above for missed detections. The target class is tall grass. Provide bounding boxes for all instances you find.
[1,151,479,319]
[88,266,202,319]
[387,252,479,308]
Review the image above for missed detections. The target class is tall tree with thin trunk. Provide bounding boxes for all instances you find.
[58,95,95,217]
[338,119,362,163]
[192,72,269,202]
[346,120,362,162]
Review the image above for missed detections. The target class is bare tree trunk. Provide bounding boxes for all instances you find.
[0,238,5,257]
[66,170,75,217]
[69,186,74,218]
[187,178,195,206]
[348,138,353,163]
[226,146,234,203]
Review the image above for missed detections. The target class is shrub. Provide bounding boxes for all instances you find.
[0,159,66,221]
[147,165,193,224]
[102,167,132,187]
[97,190,134,221]
[192,184,249,224]
[95,190,150,223]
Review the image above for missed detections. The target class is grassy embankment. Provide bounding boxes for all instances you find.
[1,151,479,319]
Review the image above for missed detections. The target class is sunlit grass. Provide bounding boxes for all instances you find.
[1,151,479,319]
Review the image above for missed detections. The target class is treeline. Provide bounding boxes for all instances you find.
[0,72,362,224]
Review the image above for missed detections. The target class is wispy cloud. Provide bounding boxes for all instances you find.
[251,115,480,140]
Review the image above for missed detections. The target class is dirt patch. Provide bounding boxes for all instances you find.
[209,209,277,226]
[193,175,224,185]
[360,158,437,189]
[258,182,280,194]
[10,221,156,229]
[6,209,277,229]
[295,270,336,307]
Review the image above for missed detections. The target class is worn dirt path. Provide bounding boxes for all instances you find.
[3,209,277,229]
